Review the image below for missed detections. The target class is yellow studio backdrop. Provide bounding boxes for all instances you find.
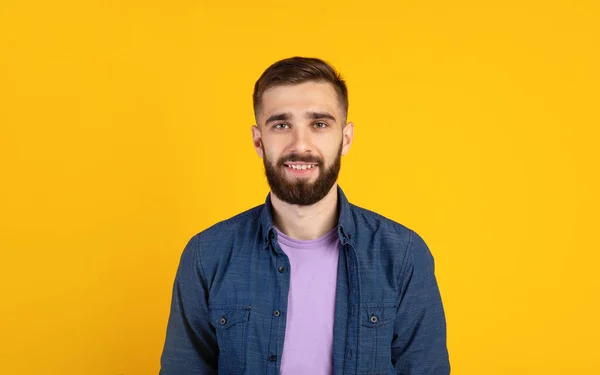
[1,0,598,374]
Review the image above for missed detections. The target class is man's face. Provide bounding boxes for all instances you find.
[252,81,354,206]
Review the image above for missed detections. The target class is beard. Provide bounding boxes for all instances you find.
[262,142,342,206]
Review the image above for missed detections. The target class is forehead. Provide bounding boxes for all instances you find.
[260,81,342,120]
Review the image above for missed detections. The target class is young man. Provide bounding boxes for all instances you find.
[159,57,450,375]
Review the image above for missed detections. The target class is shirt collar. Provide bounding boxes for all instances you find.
[260,185,355,249]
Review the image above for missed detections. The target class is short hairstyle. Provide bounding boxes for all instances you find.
[253,56,349,121]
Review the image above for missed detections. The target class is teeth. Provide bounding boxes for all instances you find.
[288,164,314,170]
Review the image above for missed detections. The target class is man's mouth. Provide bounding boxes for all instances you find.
[283,163,318,170]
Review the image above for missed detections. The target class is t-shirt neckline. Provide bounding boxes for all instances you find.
[274,226,339,249]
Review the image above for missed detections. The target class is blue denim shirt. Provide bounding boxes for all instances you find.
[159,186,450,375]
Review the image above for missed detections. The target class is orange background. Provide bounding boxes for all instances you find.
[1,1,598,374]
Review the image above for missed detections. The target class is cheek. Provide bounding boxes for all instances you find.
[261,144,281,165]
[319,138,343,162]
[262,138,288,159]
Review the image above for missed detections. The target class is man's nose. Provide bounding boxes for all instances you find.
[289,127,313,154]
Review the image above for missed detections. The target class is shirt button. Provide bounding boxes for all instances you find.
[273,310,281,317]
[220,316,227,325]
[278,266,285,273]
[269,355,277,362]
[370,315,378,323]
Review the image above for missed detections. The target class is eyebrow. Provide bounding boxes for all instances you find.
[265,111,337,124]
[306,111,337,122]
[265,112,291,124]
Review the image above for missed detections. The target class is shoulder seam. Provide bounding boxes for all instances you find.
[191,234,209,294]
[397,229,415,305]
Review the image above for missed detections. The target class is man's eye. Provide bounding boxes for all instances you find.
[313,122,328,129]
[274,123,290,130]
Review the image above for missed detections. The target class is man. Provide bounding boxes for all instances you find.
[159,57,450,375]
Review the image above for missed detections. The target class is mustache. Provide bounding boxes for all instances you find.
[277,153,323,166]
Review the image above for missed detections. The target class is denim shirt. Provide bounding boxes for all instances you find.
[159,186,450,375]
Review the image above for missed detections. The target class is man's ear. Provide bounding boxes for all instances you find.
[251,125,264,158]
[341,122,354,156]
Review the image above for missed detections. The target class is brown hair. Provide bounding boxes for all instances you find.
[253,56,348,121]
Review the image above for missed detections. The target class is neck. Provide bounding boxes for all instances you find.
[270,184,339,241]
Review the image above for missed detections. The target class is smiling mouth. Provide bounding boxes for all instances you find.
[283,163,318,170]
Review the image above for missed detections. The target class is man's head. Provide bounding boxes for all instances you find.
[251,57,354,206]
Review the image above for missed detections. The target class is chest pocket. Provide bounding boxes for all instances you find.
[209,305,251,375]
[358,302,397,375]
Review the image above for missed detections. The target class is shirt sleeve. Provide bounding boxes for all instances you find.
[159,234,218,375]
[391,230,450,375]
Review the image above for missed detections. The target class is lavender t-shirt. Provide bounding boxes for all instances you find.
[275,227,340,375]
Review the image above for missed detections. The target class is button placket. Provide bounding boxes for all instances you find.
[266,239,289,372]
